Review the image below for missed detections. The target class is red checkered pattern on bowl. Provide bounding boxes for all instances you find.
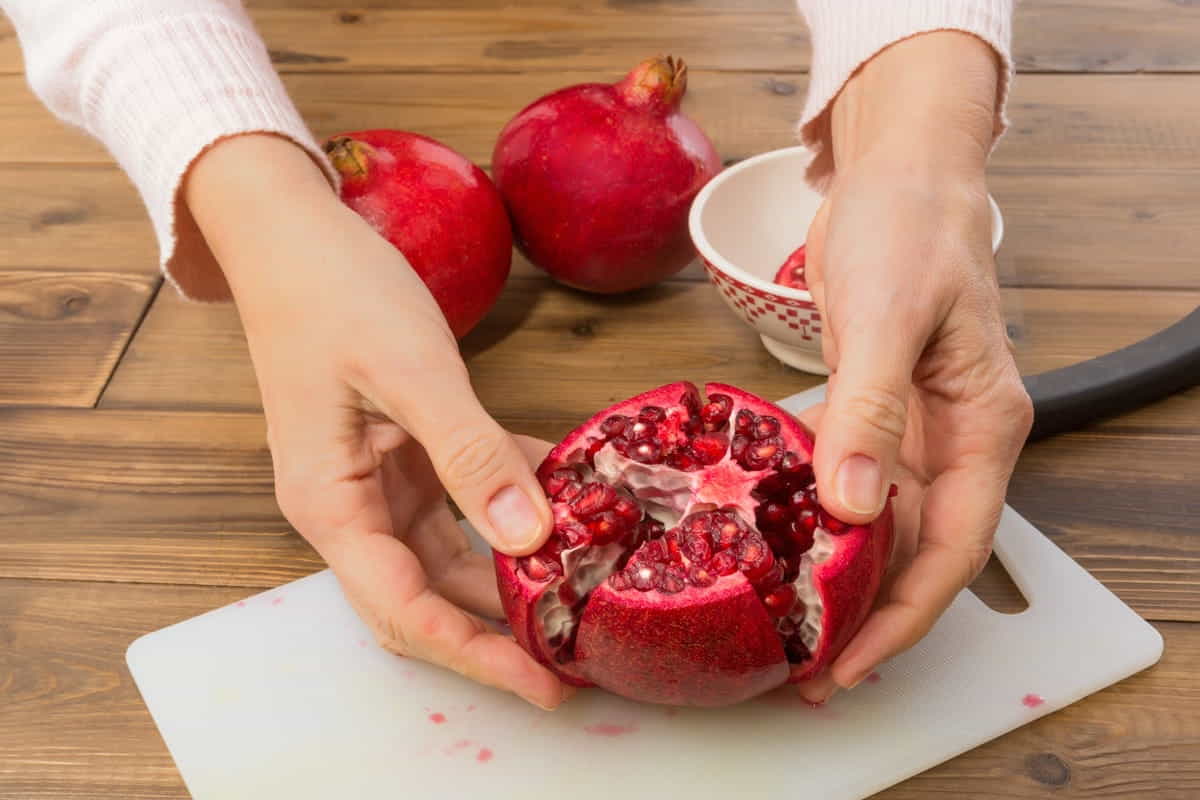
[703,259,823,340]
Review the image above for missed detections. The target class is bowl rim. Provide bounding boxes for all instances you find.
[688,145,1004,303]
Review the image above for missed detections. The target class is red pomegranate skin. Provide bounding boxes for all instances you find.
[492,57,722,293]
[324,130,512,338]
[774,244,808,291]
[494,382,894,706]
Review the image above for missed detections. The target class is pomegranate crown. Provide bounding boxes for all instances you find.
[617,55,688,111]
[323,136,374,184]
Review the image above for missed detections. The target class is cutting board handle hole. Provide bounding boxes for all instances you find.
[969,553,1030,614]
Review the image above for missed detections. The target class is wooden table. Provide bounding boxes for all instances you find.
[2,1,1198,797]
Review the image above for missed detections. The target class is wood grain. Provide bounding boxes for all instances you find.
[0,271,158,407]
[4,1,1197,75]
[0,576,1195,799]
[100,280,1200,417]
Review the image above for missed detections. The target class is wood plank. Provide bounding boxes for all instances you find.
[101,281,1200,416]
[0,271,157,407]
[6,72,1200,172]
[1,576,1196,798]
[5,73,1200,290]
[5,1,1198,75]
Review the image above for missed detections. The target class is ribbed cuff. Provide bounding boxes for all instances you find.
[79,8,339,301]
[796,0,1013,191]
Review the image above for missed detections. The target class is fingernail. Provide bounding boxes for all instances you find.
[844,672,868,690]
[835,454,883,516]
[487,486,542,550]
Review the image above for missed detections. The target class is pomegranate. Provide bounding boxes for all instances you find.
[495,382,893,707]
[324,130,512,338]
[491,56,722,293]
[773,244,808,291]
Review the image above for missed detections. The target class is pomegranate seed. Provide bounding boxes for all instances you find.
[756,500,790,532]
[665,530,683,562]
[666,451,701,471]
[610,436,630,455]
[631,564,656,592]
[600,415,629,438]
[763,584,797,617]
[587,511,625,544]
[544,467,582,498]
[639,406,667,423]
[753,416,780,440]
[571,482,618,517]
[681,530,714,563]
[790,488,817,513]
[789,516,815,552]
[700,394,733,431]
[585,438,605,465]
[715,514,747,548]
[889,483,899,498]
[708,550,739,576]
[730,434,750,462]
[741,436,783,470]
[783,556,801,582]
[628,419,657,442]
[819,509,847,534]
[734,409,756,435]
[612,495,642,525]
[556,521,589,548]
[779,451,805,473]
[657,565,687,594]
[556,481,583,504]
[519,555,561,583]
[736,535,776,582]
[640,538,670,564]
[690,433,729,466]
[757,561,785,594]
[629,440,663,464]
[608,570,632,591]
[687,564,717,587]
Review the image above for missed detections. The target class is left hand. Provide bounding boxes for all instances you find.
[793,31,1034,701]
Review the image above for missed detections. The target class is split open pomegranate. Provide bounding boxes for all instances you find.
[494,382,893,707]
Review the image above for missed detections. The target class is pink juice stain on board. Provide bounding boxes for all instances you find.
[1023,694,1045,709]
[477,748,494,763]
[866,672,882,684]
[466,704,477,712]
[235,600,247,608]
[429,712,447,724]
[584,722,638,737]
[271,596,284,606]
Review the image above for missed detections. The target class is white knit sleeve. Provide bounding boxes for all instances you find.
[796,0,1014,189]
[1,0,339,300]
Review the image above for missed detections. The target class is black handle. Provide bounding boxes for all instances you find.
[1023,305,1200,441]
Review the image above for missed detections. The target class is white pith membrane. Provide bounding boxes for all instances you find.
[520,389,841,671]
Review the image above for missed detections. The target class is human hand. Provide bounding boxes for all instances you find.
[796,32,1033,700]
[186,134,571,709]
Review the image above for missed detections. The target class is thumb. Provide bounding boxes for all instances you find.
[375,366,553,556]
[814,325,922,525]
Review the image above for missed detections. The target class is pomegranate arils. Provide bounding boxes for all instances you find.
[587,511,626,544]
[571,483,618,517]
[779,451,804,473]
[709,550,739,576]
[734,409,756,436]
[742,437,783,470]
[730,435,750,462]
[613,495,642,525]
[639,406,667,423]
[687,565,717,588]
[763,584,797,617]
[630,440,663,464]
[629,419,657,442]
[700,394,733,431]
[819,510,848,534]
[608,570,632,591]
[640,539,670,564]
[600,415,629,438]
[753,416,780,440]
[557,521,589,548]
[716,514,748,548]
[736,536,775,582]
[631,564,657,592]
[585,439,605,465]
[790,487,818,513]
[519,555,562,583]
[681,530,714,564]
[690,433,729,465]
[545,467,582,498]
[658,565,687,594]
[667,451,701,471]
[757,500,790,531]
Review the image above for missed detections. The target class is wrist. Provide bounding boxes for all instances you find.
[185,133,343,299]
[831,31,1000,177]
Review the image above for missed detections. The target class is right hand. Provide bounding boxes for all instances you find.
[186,134,572,709]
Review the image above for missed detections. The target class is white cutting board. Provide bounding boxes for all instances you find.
[127,386,1163,800]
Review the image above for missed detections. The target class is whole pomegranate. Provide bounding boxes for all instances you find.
[774,244,808,290]
[492,57,722,293]
[494,382,893,707]
[324,130,512,338]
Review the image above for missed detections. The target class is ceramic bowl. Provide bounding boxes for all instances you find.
[688,146,1004,375]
